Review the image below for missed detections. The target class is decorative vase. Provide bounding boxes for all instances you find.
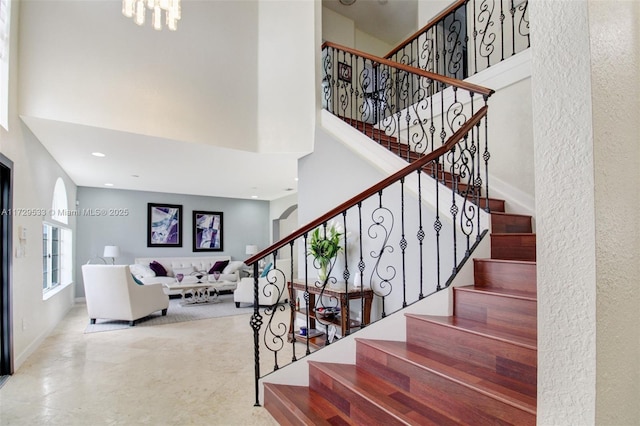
[318,263,329,283]
[176,273,183,282]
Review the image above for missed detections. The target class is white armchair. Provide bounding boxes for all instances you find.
[82,265,169,326]
[234,258,291,307]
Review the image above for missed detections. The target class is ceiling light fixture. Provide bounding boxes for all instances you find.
[92,152,106,157]
[104,183,114,187]
[122,0,181,31]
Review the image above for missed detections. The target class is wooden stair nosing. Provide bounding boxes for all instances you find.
[454,285,537,301]
[309,361,456,426]
[355,338,537,416]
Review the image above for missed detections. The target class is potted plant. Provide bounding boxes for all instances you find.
[307,221,344,283]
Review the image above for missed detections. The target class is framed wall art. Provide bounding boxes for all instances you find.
[338,62,352,82]
[147,203,182,247]
[192,210,223,252]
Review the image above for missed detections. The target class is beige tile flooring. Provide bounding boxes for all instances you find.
[0,303,285,425]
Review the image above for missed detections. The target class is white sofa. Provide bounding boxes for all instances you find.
[234,258,291,307]
[131,256,243,296]
[82,265,169,326]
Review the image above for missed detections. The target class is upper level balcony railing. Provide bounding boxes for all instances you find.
[385,0,530,80]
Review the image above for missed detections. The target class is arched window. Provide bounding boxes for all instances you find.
[51,178,68,224]
[43,177,72,297]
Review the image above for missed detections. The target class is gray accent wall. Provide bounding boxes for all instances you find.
[75,187,270,297]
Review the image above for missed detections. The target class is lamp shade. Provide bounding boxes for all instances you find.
[245,245,258,255]
[103,245,121,258]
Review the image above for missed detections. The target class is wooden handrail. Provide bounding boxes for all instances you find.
[321,41,494,97]
[383,0,468,59]
[246,105,489,266]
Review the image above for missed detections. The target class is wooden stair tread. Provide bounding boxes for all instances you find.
[309,361,459,425]
[356,339,537,414]
[264,383,355,425]
[405,313,537,350]
[455,285,537,301]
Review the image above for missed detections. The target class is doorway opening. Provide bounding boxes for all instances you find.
[0,153,13,383]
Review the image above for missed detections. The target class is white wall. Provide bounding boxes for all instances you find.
[257,1,315,154]
[321,6,392,56]
[589,1,640,423]
[0,0,77,370]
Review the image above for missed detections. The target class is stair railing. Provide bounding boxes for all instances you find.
[385,0,530,78]
[322,42,493,165]
[247,103,492,406]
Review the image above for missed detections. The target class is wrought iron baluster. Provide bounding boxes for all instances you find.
[472,0,478,74]
[499,0,505,62]
[400,177,407,308]
[483,97,491,212]
[510,0,517,56]
[251,261,263,406]
[357,202,366,328]
[302,233,311,356]
[417,169,425,299]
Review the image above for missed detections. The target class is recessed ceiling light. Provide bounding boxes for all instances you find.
[251,195,258,199]
[104,183,114,187]
[92,152,106,157]
[131,174,140,178]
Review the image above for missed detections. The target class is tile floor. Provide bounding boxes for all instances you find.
[0,303,285,425]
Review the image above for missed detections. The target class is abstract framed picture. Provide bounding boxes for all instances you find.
[338,62,352,82]
[147,203,182,247]
[193,210,223,252]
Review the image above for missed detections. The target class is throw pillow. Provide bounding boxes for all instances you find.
[223,260,244,274]
[208,260,229,274]
[130,263,155,278]
[260,262,273,278]
[149,261,168,277]
[131,274,144,285]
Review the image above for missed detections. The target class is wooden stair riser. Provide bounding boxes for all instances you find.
[356,341,536,425]
[491,234,537,261]
[491,213,533,233]
[405,316,537,386]
[309,362,443,425]
[473,259,537,293]
[454,288,537,338]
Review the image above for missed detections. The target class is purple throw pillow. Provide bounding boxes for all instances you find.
[208,260,229,274]
[149,261,167,277]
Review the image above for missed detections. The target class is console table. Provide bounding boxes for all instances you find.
[289,280,373,348]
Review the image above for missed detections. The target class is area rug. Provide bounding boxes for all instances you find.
[84,293,253,333]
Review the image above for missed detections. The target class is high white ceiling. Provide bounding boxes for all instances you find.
[17,0,415,201]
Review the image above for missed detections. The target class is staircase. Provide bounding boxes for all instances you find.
[263,200,537,424]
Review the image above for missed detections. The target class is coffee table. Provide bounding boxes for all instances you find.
[163,281,218,305]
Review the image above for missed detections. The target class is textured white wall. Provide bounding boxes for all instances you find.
[530,1,597,424]
[589,1,640,424]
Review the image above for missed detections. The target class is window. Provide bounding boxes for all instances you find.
[43,177,72,294]
[42,222,72,294]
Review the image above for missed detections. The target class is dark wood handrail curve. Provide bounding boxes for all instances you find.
[322,41,493,98]
[246,105,489,266]
[383,0,468,59]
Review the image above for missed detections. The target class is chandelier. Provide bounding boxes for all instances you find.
[122,0,181,31]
